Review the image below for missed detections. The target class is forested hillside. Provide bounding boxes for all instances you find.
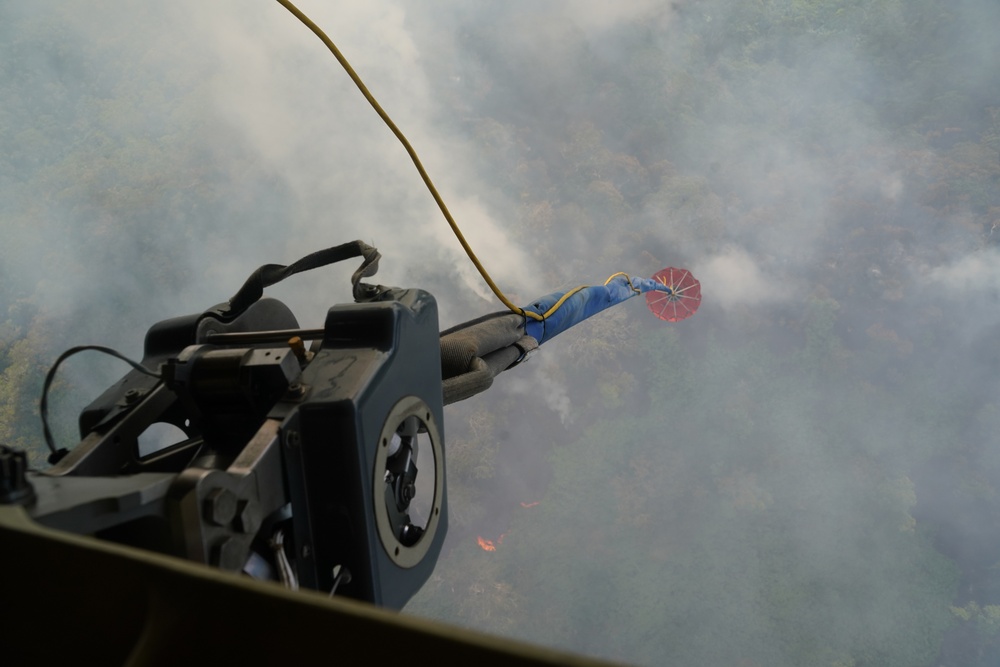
[3,1,1000,665]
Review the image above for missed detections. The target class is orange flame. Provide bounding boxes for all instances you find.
[520,501,540,508]
[476,536,496,552]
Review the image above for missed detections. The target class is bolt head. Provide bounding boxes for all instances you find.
[234,499,260,535]
[211,537,245,571]
[203,488,237,527]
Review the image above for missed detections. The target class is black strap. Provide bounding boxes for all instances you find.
[213,241,381,323]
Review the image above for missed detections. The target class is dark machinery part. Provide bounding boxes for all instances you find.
[0,445,35,506]
[16,281,447,610]
[276,286,446,606]
[5,237,545,615]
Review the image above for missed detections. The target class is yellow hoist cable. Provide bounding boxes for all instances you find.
[276,0,639,321]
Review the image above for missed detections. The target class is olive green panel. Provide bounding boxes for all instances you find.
[0,506,614,666]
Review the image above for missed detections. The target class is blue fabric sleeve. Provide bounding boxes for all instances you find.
[522,276,669,345]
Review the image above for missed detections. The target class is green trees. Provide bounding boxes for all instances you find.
[5,0,1000,665]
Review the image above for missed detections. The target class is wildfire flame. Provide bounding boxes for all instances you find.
[476,536,496,552]
[520,501,540,508]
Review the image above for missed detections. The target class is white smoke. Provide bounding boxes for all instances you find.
[927,248,1000,295]
[696,246,793,309]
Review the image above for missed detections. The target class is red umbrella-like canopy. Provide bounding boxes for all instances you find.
[645,267,701,322]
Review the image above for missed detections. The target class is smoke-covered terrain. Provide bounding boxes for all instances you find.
[3,1,1000,664]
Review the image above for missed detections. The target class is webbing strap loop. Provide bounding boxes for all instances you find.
[214,240,381,323]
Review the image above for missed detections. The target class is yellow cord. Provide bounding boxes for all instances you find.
[275,0,642,322]
[604,272,641,293]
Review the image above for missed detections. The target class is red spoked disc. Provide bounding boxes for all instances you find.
[645,267,701,322]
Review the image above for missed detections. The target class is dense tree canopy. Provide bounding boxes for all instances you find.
[3,0,1000,665]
